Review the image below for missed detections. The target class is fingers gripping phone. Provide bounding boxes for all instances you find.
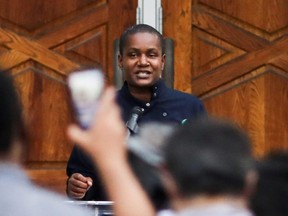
[67,69,104,129]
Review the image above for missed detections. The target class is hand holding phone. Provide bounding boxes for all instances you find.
[67,69,104,129]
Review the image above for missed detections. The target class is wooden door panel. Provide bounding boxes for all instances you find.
[3,0,287,195]
[53,25,108,67]
[162,0,193,92]
[264,72,288,152]
[14,67,73,161]
[203,70,266,156]
[0,0,137,194]
[163,0,288,157]
[197,0,288,35]
[0,0,103,33]
[192,28,245,78]
[191,0,288,157]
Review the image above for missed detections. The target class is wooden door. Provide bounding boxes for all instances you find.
[163,0,288,157]
[0,0,137,194]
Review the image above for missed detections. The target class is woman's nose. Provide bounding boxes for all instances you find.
[138,55,149,66]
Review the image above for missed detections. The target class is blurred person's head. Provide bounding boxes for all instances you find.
[250,151,288,216]
[118,24,165,89]
[128,151,169,211]
[162,117,256,209]
[0,72,27,162]
[127,122,176,211]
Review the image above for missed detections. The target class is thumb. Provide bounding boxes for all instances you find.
[86,177,93,187]
[67,124,90,150]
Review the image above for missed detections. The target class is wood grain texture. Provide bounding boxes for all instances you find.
[14,69,73,161]
[163,0,288,157]
[264,72,288,153]
[162,0,192,92]
[193,0,288,157]
[0,0,137,194]
[0,0,107,35]
[0,27,79,73]
[203,68,266,157]
[1,0,288,194]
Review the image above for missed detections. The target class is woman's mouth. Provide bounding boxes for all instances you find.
[135,71,151,79]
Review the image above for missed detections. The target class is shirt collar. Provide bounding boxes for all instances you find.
[120,79,167,100]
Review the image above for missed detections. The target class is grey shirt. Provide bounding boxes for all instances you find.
[176,202,254,216]
[0,163,92,216]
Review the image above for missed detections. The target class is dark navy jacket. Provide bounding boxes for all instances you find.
[66,79,206,201]
[117,79,205,125]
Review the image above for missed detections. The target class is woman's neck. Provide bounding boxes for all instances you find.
[128,85,152,102]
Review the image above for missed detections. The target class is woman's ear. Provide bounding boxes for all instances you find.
[118,54,123,69]
[161,54,166,71]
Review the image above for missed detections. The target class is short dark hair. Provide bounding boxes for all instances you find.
[164,117,254,198]
[119,24,164,55]
[0,72,27,154]
[128,151,169,211]
[250,151,288,216]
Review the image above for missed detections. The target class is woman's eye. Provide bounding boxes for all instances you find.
[129,53,137,57]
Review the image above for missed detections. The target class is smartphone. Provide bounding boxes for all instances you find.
[67,69,104,129]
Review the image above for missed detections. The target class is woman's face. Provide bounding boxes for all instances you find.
[118,32,165,89]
